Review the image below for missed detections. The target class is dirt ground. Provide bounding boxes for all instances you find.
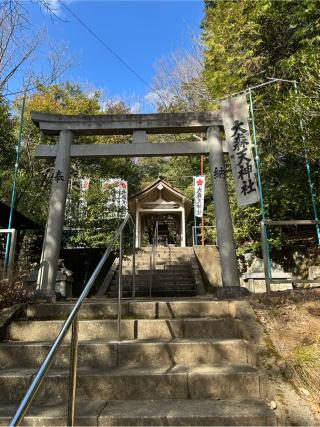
[249,288,320,422]
[0,275,36,309]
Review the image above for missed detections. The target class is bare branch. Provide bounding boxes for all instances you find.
[149,37,210,111]
[0,1,73,95]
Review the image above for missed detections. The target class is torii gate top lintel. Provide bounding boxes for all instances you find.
[31,111,223,136]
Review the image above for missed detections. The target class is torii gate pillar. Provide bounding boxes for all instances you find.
[208,126,240,288]
[37,130,73,300]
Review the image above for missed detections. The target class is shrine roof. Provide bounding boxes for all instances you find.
[129,178,192,206]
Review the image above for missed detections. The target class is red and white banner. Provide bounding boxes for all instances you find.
[80,177,90,192]
[194,176,205,218]
[102,178,128,217]
[119,180,128,210]
[100,179,110,193]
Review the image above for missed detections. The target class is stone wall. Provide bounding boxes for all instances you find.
[193,245,222,290]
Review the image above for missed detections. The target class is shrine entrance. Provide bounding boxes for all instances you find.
[142,214,181,246]
[32,111,240,298]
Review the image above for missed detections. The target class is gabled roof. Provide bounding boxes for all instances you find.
[129,178,192,206]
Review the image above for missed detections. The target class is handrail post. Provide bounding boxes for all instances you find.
[117,229,123,341]
[260,221,271,293]
[67,314,79,427]
[149,246,153,298]
[132,225,136,298]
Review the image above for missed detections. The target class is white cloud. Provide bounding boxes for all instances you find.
[42,0,61,15]
[40,0,74,17]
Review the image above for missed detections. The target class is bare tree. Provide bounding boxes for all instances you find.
[0,0,73,95]
[148,37,210,112]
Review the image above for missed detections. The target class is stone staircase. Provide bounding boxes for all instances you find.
[106,247,198,298]
[0,299,276,426]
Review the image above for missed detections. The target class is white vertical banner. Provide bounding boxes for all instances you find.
[79,177,90,219]
[102,178,128,218]
[220,94,260,207]
[80,177,90,192]
[100,179,110,193]
[119,180,128,213]
[194,176,205,218]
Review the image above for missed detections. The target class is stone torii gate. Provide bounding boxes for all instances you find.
[32,111,240,299]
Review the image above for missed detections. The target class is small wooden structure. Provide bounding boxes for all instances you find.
[128,178,192,247]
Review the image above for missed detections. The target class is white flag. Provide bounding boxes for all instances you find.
[100,179,110,193]
[104,178,128,218]
[119,180,128,211]
[194,176,205,218]
[80,177,90,192]
[220,94,260,207]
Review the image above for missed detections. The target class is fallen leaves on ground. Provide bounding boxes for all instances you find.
[0,274,36,309]
[250,289,320,418]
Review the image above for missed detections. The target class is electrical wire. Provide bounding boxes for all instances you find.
[58,0,168,109]
[3,0,168,108]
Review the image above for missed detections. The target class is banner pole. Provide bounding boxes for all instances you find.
[247,88,272,279]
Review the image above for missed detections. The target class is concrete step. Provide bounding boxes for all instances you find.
[0,399,276,426]
[129,258,192,264]
[132,254,192,258]
[139,246,194,250]
[0,338,246,369]
[115,339,248,368]
[115,271,194,278]
[110,280,195,286]
[122,261,192,271]
[23,300,231,321]
[7,318,241,342]
[0,400,107,426]
[124,259,192,265]
[0,365,259,403]
[107,290,197,298]
[121,266,193,273]
[97,399,276,426]
[108,284,196,292]
[111,278,195,285]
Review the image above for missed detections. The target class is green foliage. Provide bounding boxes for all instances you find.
[0,96,15,169]
[0,96,16,206]
[201,0,320,259]
[2,1,320,267]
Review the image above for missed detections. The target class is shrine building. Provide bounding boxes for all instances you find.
[128,178,192,248]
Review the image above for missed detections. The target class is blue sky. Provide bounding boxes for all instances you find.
[11,1,204,112]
